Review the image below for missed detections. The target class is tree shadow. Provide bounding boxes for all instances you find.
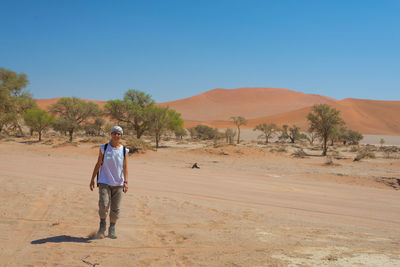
[305,153,325,157]
[20,140,41,144]
[31,235,92,244]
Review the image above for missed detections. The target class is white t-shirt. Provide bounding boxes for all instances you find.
[98,143,129,186]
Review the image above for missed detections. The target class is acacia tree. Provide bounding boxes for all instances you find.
[287,125,307,143]
[278,124,289,142]
[231,116,247,144]
[105,89,154,138]
[23,109,55,141]
[0,68,36,134]
[174,127,187,140]
[253,123,277,144]
[187,127,198,140]
[147,106,184,148]
[307,104,345,156]
[49,97,101,141]
[342,129,363,145]
[84,117,106,136]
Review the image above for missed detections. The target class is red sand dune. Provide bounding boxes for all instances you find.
[159,87,337,121]
[224,98,400,135]
[36,97,106,110]
[35,89,400,135]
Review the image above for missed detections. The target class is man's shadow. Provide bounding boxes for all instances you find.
[31,235,92,244]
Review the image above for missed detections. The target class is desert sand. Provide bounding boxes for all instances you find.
[1,138,399,266]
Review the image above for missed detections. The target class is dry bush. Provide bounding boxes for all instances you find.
[383,150,399,159]
[365,144,378,152]
[42,139,54,145]
[277,146,287,152]
[124,137,154,153]
[328,149,346,159]
[380,146,399,153]
[325,156,334,165]
[350,146,359,152]
[269,145,287,153]
[292,148,307,158]
[79,136,108,144]
[354,148,376,161]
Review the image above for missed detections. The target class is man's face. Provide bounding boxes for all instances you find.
[111,131,122,141]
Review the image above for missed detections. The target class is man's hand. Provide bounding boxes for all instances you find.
[123,183,128,193]
[90,179,95,191]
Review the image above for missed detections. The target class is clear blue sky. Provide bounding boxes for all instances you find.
[1,0,399,102]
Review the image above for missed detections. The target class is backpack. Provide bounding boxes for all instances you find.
[97,143,127,187]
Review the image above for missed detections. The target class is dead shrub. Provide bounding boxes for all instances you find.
[79,136,108,144]
[42,139,54,145]
[365,144,378,152]
[277,146,287,152]
[354,148,376,161]
[383,151,399,159]
[270,146,287,153]
[125,137,154,153]
[350,146,359,152]
[325,156,334,165]
[292,148,307,158]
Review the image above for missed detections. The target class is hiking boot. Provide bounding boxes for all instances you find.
[108,225,117,239]
[96,220,106,238]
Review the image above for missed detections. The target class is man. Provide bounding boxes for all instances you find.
[90,126,129,239]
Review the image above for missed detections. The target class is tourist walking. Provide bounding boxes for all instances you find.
[90,126,129,239]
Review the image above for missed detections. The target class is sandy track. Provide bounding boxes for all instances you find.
[0,142,399,266]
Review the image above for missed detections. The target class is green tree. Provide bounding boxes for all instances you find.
[53,117,70,137]
[0,68,36,134]
[23,109,55,141]
[278,124,289,142]
[231,116,247,144]
[105,90,154,138]
[253,123,277,144]
[49,97,101,141]
[174,127,187,140]
[147,106,184,148]
[190,125,220,140]
[307,104,345,156]
[287,125,307,143]
[342,129,363,145]
[187,127,198,140]
[84,117,106,136]
[168,109,185,141]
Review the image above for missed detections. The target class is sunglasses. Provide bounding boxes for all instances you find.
[111,132,122,136]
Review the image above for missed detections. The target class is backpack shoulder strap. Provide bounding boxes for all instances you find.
[97,143,108,187]
[102,143,108,163]
[123,146,126,159]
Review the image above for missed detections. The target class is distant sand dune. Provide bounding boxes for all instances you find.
[159,87,337,121]
[36,87,400,135]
